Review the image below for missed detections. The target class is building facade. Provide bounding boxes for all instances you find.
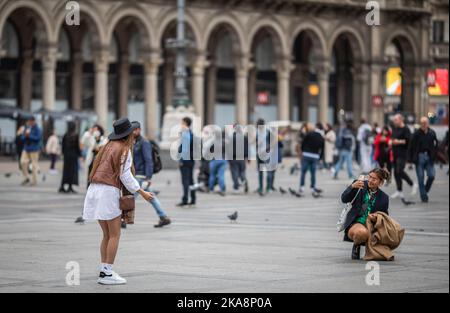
[0,0,448,141]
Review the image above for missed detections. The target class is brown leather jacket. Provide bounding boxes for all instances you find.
[90,140,126,189]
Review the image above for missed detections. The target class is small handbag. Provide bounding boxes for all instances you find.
[119,154,135,212]
[337,188,361,232]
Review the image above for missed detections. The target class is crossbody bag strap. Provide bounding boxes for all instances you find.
[350,188,361,205]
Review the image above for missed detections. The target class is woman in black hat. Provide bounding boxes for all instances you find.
[83,118,153,285]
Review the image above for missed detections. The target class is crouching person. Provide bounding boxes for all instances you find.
[341,168,391,260]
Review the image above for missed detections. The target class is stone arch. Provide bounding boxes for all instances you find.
[105,4,154,53]
[201,14,246,53]
[53,0,107,47]
[327,24,367,63]
[247,18,288,57]
[289,21,327,59]
[382,29,418,65]
[0,0,52,45]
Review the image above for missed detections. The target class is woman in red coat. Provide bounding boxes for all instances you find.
[373,126,392,182]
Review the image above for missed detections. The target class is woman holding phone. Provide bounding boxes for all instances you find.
[340,168,391,259]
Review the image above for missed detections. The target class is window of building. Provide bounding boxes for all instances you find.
[432,20,445,43]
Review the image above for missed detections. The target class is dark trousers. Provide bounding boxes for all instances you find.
[180,163,196,204]
[229,160,246,190]
[300,156,318,189]
[49,154,57,170]
[394,157,413,191]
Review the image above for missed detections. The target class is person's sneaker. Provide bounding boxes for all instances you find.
[351,244,361,260]
[21,178,30,186]
[176,202,188,207]
[218,191,226,197]
[188,201,196,207]
[58,187,67,193]
[391,191,401,199]
[313,188,323,194]
[244,181,249,194]
[121,221,127,229]
[312,191,322,198]
[299,187,305,194]
[97,271,127,285]
[411,183,418,196]
[74,216,85,224]
[154,217,171,228]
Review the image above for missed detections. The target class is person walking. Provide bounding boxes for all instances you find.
[341,168,391,260]
[229,124,249,194]
[45,129,60,175]
[59,121,81,193]
[324,123,336,170]
[333,121,356,180]
[373,126,392,179]
[255,119,276,196]
[83,118,153,285]
[15,123,26,170]
[408,117,439,203]
[357,119,374,174]
[390,114,417,200]
[132,121,171,227]
[299,122,324,197]
[19,116,42,186]
[207,129,227,196]
[177,117,196,207]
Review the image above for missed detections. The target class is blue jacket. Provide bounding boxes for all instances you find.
[133,136,154,179]
[20,125,42,152]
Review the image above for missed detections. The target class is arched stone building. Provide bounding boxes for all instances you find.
[0,0,448,140]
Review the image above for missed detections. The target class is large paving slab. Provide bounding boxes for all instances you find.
[0,158,448,293]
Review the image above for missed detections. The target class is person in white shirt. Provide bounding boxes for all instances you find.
[83,118,153,285]
[357,119,374,174]
[45,130,60,174]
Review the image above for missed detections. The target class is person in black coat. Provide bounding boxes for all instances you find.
[59,121,81,193]
[341,168,391,259]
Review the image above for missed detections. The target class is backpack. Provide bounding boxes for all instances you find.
[149,140,162,174]
[363,129,374,146]
[336,129,353,151]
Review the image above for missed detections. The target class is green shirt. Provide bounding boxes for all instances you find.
[356,190,377,225]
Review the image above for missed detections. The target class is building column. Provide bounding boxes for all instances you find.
[192,52,207,125]
[248,68,257,123]
[71,51,83,111]
[413,67,426,119]
[352,63,370,124]
[206,64,217,125]
[235,53,252,125]
[20,49,33,111]
[317,61,330,124]
[42,44,57,111]
[143,52,162,140]
[277,56,293,121]
[299,66,310,121]
[163,59,174,112]
[94,48,109,129]
[118,53,130,118]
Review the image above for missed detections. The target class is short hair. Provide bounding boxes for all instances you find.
[256,118,265,126]
[182,117,192,127]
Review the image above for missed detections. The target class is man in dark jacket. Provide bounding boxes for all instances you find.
[229,124,249,194]
[408,117,439,203]
[132,122,171,228]
[19,116,42,186]
[300,123,324,197]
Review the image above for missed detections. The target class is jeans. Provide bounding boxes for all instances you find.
[257,161,275,192]
[229,160,246,190]
[334,150,354,179]
[300,156,318,189]
[136,178,167,218]
[209,160,227,192]
[415,153,435,202]
[180,163,196,204]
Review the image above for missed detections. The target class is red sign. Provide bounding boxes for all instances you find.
[257,91,270,105]
[427,70,436,87]
[372,95,383,108]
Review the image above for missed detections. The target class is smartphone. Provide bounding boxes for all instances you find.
[358,175,367,182]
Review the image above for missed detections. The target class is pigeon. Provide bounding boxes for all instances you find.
[4,172,12,178]
[42,174,46,182]
[312,191,322,199]
[289,187,302,198]
[290,164,299,175]
[401,198,415,206]
[166,180,171,186]
[279,187,287,195]
[228,211,238,223]
[74,216,85,224]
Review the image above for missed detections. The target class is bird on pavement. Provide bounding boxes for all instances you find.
[401,198,415,206]
[4,172,12,178]
[228,211,238,223]
[279,187,287,195]
[289,187,302,198]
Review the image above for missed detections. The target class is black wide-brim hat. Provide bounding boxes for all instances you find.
[108,117,138,140]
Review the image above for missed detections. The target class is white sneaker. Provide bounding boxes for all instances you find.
[391,191,401,199]
[411,183,418,196]
[97,271,127,285]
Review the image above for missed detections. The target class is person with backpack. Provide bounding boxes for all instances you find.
[132,122,171,228]
[177,117,197,207]
[357,119,374,174]
[333,121,356,180]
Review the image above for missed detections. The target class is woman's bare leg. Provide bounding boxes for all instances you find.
[98,220,109,263]
[105,216,122,264]
[348,223,369,245]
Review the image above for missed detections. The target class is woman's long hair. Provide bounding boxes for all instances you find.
[88,133,135,182]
